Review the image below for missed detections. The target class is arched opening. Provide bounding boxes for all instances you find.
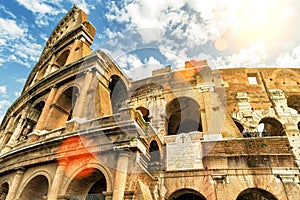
[258,118,285,136]
[298,121,300,131]
[169,189,206,200]
[109,75,128,114]
[234,120,244,133]
[148,140,161,171]
[287,95,300,113]
[236,188,278,200]
[4,115,23,145]
[166,97,202,135]
[46,86,79,130]
[66,168,107,199]
[18,175,49,200]
[0,182,9,200]
[26,101,45,135]
[36,66,47,81]
[56,50,70,67]
[136,106,150,122]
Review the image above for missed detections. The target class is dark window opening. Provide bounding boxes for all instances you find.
[46,86,79,130]
[149,140,161,171]
[234,121,244,133]
[66,168,107,199]
[0,182,9,200]
[258,118,285,136]
[18,175,49,200]
[247,73,258,84]
[136,106,150,122]
[109,75,128,114]
[56,50,70,67]
[169,189,206,200]
[237,188,278,200]
[287,95,300,113]
[166,97,202,135]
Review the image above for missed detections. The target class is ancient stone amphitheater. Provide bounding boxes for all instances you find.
[0,5,300,200]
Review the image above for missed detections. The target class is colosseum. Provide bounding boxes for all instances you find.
[0,5,300,200]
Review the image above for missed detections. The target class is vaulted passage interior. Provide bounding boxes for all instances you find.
[56,50,70,67]
[258,118,285,136]
[236,188,278,200]
[148,140,161,171]
[0,182,9,200]
[136,106,150,122]
[26,101,45,134]
[168,189,206,200]
[287,95,300,113]
[46,86,79,130]
[18,175,49,200]
[65,168,107,199]
[166,97,202,135]
[109,75,128,114]
[234,120,244,133]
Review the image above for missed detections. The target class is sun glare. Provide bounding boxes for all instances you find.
[228,0,293,43]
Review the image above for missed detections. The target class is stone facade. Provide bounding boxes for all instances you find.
[0,5,300,200]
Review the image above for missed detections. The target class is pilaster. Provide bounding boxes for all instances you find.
[112,152,129,200]
[6,168,25,200]
[35,85,58,131]
[72,68,94,119]
[47,159,68,200]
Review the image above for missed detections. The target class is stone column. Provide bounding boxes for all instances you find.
[211,174,228,200]
[0,115,14,149]
[199,86,212,133]
[73,69,94,118]
[9,117,24,142]
[2,116,15,134]
[47,159,68,200]
[0,131,4,149]
[35,85,57,130]
[44,56,56,77]
[6,168,25,200]
[112,152,129,200]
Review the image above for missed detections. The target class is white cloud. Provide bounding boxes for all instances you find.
[0,99,10,123]
[16,0,67,28]
[16,78,27,84]
[159,45,187,68]
[0,86,7,96]
[0,100,10,110]
[70,0,95,14]
[16,0,62,15]
[117,54,164,80]
[0,18,27,39]
[213,40,267,68]
[14,91,22,97]
[105,0,298,70]
[0,17,41,68]
[276,45,300,67]
[39,33,48,42]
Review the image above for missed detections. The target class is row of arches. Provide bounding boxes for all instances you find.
[1,74,128,147]
[136,96,203,135]
[36,49,71,82]
[0,175,279,200]
[168,188,278,200]
[234,117,286,137]
[0,168,108,200]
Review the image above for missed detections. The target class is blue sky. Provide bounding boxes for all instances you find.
[1,0,300,122]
